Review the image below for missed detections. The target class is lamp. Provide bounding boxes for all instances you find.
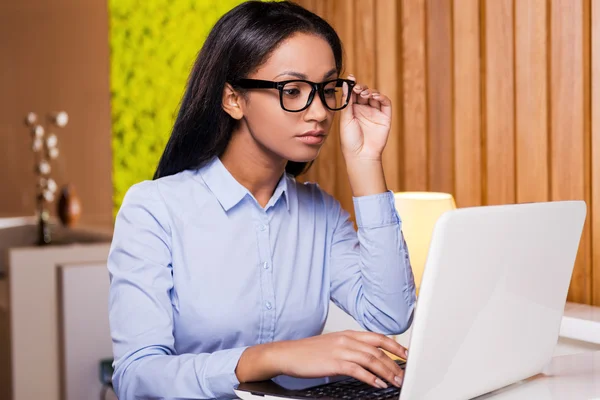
[394,192,456,292]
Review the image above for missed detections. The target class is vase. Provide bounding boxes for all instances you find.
[57,184,82,227]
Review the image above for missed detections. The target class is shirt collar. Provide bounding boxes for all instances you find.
[199,157,289,212]
[271,170,290,211]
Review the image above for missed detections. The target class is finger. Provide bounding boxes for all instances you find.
[343,349,404,388]
[353,82,368,92]
[340,334,404,376]
[368,91,381,111]
[349,331,408,360]
[372,93,392,119]
[354,85,370,105]
[359,89,373,105]
[338,360,390,390]
[340,340,404,387]
[352,83,368,99]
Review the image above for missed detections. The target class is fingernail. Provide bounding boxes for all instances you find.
[395,376,403,386]
[375,378,388,389]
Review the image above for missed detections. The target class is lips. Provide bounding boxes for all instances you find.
[297,130,326,145]
[299,130,325,137]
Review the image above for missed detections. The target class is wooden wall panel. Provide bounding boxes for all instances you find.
[316,0,339,198]
[376,0,402,193]
[304,0,598,304]
[551,0,590,304]
[301,0,338,198]
[354,0,377,89]
[401,0,428,191]
[328,0,356,217]
[484,0,515,205]
[453,0,482,208]
[515,0,549,203]
[584,0,593,306]
[592,0,600,306]
[426,0,454,194]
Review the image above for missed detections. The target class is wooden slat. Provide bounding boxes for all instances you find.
[314,0,327,16]
[592,0,600,305]
[551,0,590,304]
[453,0,482,208]
[294,0,319,184]
[584,0,592,305]
[354,0,376,88]
[376,0,402,192]
[484,0,515,205]
[298,0,317,12]
[352,0,376,204]
[515,0,549,203]
[401,0,428,191]
[426,0,453,194]
[312,0,338,196]
[297,0,348,215]
[329,0,356,217]
[583,0,592,305]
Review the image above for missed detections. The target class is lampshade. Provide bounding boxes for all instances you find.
[394,192,456,291]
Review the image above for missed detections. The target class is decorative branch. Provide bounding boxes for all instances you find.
[24,111,68,245]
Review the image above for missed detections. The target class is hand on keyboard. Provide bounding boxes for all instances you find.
[272,330,407,390]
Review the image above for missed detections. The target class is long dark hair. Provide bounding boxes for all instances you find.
[153,1,343,180]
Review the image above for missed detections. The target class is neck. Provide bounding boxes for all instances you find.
[220,127,287,208]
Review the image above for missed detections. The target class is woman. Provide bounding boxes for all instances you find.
[108,1,416,399]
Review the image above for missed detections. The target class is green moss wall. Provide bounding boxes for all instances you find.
[108,0,246,214]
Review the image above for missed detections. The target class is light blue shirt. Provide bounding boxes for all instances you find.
[108,156,416,399]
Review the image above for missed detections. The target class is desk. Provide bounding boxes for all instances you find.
[476,351,600,399]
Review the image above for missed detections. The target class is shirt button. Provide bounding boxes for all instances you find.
[263,262,269,270]
[265,301,272,310]
[258,224,267,231]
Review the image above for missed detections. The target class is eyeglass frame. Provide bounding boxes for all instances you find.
[229,78,357,113]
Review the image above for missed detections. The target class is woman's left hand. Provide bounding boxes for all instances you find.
[339,74,392,161]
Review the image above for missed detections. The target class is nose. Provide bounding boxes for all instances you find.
[304,91,328,123]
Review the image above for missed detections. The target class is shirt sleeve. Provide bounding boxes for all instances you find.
[108,181,249,399]
[327,189,416,335]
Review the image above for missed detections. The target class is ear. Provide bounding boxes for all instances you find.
[222,83,244,120]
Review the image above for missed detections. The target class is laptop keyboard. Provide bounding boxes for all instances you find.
[297,359,406,399]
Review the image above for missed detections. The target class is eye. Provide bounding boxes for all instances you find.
[283,87,301,97]
[324,88,338,97]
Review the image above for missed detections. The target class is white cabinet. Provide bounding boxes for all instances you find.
[0,219,111,400]
[58,262,113,400]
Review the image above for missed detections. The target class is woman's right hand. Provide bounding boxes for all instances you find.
[274,330,408,389]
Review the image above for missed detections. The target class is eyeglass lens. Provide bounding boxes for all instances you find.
[281,80,348,111]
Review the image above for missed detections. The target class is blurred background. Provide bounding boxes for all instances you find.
[1,0,600,399]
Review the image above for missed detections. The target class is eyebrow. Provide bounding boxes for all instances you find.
[274,68,338,80]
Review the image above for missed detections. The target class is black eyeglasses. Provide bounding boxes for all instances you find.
[230,78,356,112]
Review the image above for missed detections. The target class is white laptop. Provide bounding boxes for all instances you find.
[235,200,586,400]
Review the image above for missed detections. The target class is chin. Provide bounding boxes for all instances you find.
[286,147,322,163]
